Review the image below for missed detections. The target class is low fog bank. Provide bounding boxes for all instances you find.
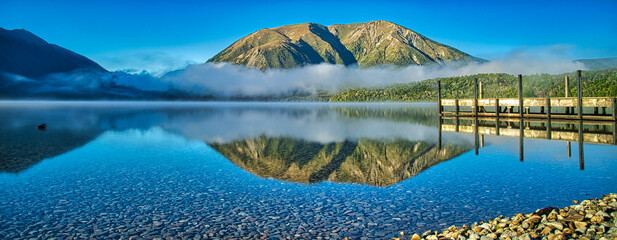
[1,46,587,99]
[0,69,171,99]
[161,46,585,97]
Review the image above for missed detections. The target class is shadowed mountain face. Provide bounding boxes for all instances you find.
[0,27,106,78]
[208,20,485,69]
[209,136,471,186]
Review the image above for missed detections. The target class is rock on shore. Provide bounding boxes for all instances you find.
[403,193,617,240]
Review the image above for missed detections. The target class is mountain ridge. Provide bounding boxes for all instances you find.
[0,27,107,78]
[208,20,486,69]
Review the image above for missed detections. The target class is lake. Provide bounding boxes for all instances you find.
[1,101,616,239]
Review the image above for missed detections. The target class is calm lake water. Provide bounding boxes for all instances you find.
[1,101,616,239]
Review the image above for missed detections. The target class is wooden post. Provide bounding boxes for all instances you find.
[577,70,583,119]
[612,97,617,121]
[578,120,584,170]
[565,76,571,115]
[437,80,442,115]
[495,119,500,136]
[518,74,524,118]
[495,99,500,117]
[546,98,551,119]
[455,99,459,115]
[565,76,570,97]
[567,141,571,158]
[474,78,478,116]
[479,81,483,99]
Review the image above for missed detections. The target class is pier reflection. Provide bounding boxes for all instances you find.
[439,116,617,170]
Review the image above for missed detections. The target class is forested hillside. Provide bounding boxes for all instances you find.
[330,68,617,102]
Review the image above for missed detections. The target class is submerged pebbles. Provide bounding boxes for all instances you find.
[403,193,617,240]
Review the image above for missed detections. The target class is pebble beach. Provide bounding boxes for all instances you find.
[402,193,617,240]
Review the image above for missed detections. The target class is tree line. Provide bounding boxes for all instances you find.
[329,68,617,102]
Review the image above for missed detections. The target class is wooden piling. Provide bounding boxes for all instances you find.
[546,98,551,119]
[577,70,583,119]
[437,80,442,115]
[567,142,571,158]
[479,81,483,99]
[611,98,617,121]
[474,78,478,116]
[454,99,459,115]
[518,74,524,118]
[495,99,500,117]
[565,76,570,97]
[565,76,571,115]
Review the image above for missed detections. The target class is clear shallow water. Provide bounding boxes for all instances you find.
[0,101,616,239]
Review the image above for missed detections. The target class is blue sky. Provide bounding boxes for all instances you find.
[1,0,616,74]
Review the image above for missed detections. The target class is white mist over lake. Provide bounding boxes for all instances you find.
[162,46,585,97]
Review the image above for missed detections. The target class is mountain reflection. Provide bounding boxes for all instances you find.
[0,102,473,186]
[209,136,471,186]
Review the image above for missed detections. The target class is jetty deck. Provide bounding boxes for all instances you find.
[437,70,617,121]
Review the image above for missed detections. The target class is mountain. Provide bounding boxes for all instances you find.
[0,27,106,78]
[208,20,485,69]
[0,28,181,100]
[209,136,471,186]
[575,57,617,70]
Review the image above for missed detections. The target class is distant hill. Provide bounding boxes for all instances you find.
[208,20,485,69]
[0,27,106,78]
[575,57,617,70]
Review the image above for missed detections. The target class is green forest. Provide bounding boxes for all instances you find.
[329,68,617,102]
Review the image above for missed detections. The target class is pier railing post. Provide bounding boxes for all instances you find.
[479,81,483,99]
[474,78,478,116]
[495,99,500,117]
[565,76,571,114]
[455,99,459,115]
[437,80,442,116]
[577,70,583,119]
[518,74,523,118]
[546,97,551,119]
[611,98,617,121]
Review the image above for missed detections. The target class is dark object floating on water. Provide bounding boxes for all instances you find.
[36,123,46,131]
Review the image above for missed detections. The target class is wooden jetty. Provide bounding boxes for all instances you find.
[437,70,617,121]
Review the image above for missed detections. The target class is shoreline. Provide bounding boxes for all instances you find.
[402,193,617,240]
